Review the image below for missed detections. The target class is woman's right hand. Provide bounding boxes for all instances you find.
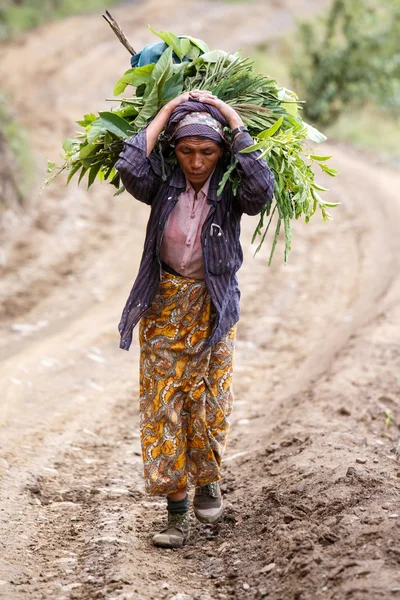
[163,92,190,115]
[163,90,215,115]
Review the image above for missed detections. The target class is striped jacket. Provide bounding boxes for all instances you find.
[115,129,274,351]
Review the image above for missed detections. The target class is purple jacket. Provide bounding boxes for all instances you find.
[115,129,274,351]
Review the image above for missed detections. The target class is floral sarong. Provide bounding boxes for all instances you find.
[139,270,236,496]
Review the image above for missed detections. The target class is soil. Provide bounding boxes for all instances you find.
[1,1,400,600]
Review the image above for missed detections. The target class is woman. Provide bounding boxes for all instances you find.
[115,90,274,548]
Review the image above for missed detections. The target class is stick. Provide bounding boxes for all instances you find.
[102,10,137,56]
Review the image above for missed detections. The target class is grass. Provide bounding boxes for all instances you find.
[0,0,119,41]
[0,0,121,209]
[325,107,400,164]
[0,95,34,201]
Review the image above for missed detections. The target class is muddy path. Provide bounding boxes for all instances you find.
[1,1,400,599]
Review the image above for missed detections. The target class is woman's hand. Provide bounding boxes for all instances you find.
[163,90,215,115]
[164,90,244,130]
[163,92,191,115]
[189,90,244,130]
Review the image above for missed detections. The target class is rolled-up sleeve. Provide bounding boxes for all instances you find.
[115,129,163,205]
[233,132,274,216]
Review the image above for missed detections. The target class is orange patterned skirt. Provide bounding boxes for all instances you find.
[139,270,236,496]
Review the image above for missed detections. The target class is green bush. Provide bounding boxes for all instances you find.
[0,95,34,208]
[290,0,400,126]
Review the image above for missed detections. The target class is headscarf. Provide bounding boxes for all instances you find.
[164,99,229,145]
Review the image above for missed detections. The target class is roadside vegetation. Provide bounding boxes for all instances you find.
[250,0,400,163]
[0,0,118,41]
[0,0,119,210]
[0,95,34,211]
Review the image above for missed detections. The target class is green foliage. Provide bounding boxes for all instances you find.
[326,105,400,162]
[0,0,118,41]
[290,0,400,126]
[0,94,34,199]
[49,27,338,263]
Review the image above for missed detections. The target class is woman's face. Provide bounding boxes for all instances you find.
[175,136,223,191]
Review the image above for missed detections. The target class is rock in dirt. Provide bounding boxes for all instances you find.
[280,439,294,448]
[92,536,130,544]
[265,443,279,454]
[296,480,306,492]
[260,562,276,574]
[356,457,367,464]
[161,582,170,590]
[171,594,191,600]
[217,542,230,553]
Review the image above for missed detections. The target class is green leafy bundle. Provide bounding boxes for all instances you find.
[47,27,339,264]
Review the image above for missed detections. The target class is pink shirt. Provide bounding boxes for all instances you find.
[160,175,212,279]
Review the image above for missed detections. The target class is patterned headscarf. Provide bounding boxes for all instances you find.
[165,99,228,145]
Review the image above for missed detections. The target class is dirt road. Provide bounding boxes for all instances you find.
[1,1,400,599]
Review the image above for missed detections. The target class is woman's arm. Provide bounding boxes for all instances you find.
[116,92,195,204]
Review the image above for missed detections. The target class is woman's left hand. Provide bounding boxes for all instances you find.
[188,90,244,130]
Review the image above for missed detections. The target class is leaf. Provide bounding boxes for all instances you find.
[259,116,284,139]
[46,160,56,173]
[319,163,339,177]
[184,43,201,60]
[179,38,192,57]
[78,165,88,185]
[79,142,97,159]
[149,26,183,59]
[152,46,173,83]
[98,111,135,139]
[142,79,156,100]
[62,138,78,153]
[309,154,332,161]
[87,161,102,189]
[113,185,126,197]
[253,203,277,256]
[66,162,81,184]
[185,35,209,53]
[304,122,327,143]
[113,63,156,96]
[217,160,238,195]
[200,49,231,63]
[239,140,267,154]
[117,105,139,118]
[114,79,128,97]
[320,201,341,207]
[162,68,184,101]
[313,182,329,191]
[87,124,106,143]
[282,101,298,117]
[268,217,282,266]
[110,172,120,189]
[134,83,159,130]
[76,113,97,127]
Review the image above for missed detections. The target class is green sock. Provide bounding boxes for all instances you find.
[167,495,188,515]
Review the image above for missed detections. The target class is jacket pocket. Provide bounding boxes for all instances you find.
[207,225,235,275]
